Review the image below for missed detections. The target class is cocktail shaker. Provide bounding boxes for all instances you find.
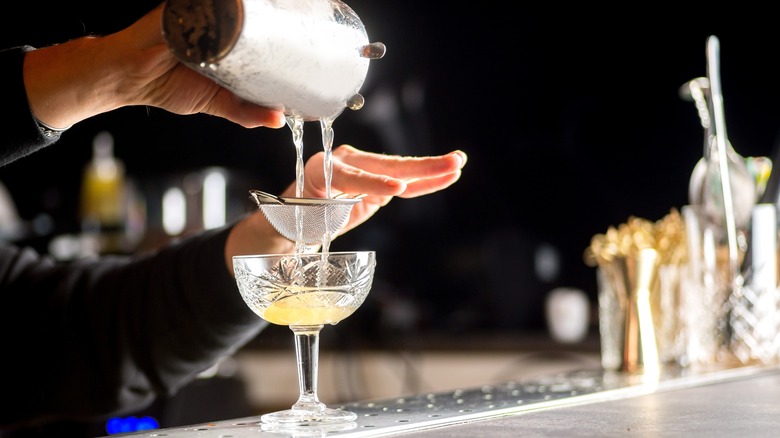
[162,0,385,121]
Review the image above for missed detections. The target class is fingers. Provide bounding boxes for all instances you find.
[208,90,287,128]
[127,3,286,128]
[291,146,468,238]
[300,151,401,198]
[332,145,467,180]
[305,145,467,198]
[397,168,463,198]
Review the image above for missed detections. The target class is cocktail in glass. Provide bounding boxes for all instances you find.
[233,251,376,425]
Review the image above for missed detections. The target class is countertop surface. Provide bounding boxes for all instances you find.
[455,369,780,438]
[104,363,780,437]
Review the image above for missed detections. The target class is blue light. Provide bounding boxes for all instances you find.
[105,416,159,434]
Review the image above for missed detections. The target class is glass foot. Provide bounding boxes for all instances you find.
[260,421,357,437]
[261,407,357,425]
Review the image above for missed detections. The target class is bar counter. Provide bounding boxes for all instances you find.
[105,361,780,437]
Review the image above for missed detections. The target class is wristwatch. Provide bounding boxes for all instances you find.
[34,117,70,138]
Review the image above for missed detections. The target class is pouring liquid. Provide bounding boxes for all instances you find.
[288,112,340,256]
[163,0,385,254]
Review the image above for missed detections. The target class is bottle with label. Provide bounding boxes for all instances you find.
[79,131,126,254]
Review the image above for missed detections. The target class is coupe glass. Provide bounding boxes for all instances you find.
[233,251,376,425]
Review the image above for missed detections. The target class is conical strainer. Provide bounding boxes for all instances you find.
[249,190,361,245]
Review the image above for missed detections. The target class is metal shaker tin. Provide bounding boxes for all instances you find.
[162,0,385,121]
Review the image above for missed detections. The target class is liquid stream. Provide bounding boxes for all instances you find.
[261,109,346,325]
[287,111,339,256]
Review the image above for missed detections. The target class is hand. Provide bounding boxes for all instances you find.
[225,145,467,268]
[23,3,286,130]
[281,145,467,235]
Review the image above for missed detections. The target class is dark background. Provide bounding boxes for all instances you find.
[3,2,780,335]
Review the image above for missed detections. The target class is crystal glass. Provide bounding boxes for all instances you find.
[233,251,376,424]
[681,205,735,366]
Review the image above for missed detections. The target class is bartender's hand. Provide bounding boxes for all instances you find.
[22,3,286,130]
[224,145,468,269]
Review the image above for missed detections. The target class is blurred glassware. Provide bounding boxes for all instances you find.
[729,204,780,365]
[680,205,735,367]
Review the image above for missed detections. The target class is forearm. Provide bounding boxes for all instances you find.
[23,34,129,130]
[123,226,267,396]
[0,46,60,166]
[0,227,266,428]
[19,2,284,145]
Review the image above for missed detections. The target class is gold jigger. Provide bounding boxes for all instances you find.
[599,249,661,374]
[624,248,661,374]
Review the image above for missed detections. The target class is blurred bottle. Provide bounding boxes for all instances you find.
[79,131,127,254]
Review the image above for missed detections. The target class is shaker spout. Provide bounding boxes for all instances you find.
[346,94,365,111]
[361,42,387,59]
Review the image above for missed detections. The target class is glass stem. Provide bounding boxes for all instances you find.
[290,325,326,412]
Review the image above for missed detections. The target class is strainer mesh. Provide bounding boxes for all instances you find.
[259,203,354,245]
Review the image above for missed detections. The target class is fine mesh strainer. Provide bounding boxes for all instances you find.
[249,190,361,245]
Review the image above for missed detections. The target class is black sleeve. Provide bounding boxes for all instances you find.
[0,46,64,167]
[0,223,267,430]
